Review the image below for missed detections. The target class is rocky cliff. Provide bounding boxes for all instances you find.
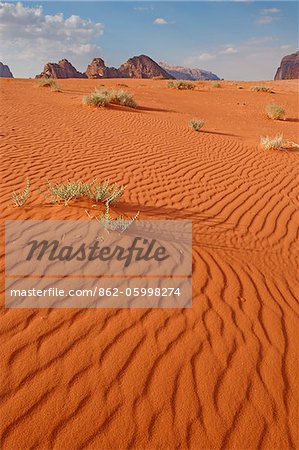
[274,51,299,80]
[85,58,122,78]
[36,59,87,79]
[118,55,174,79]
[159,62,220,81]
[36,55,175,79]
[0,62,13,78]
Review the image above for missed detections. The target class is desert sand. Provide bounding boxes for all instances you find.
[0,78,298,449]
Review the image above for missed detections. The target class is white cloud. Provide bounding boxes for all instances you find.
[197,53,216,61]
[153,17,168,25]
[0,2,104,76]
[257,15,276,24]
[246,36,274,45]
[134,6,154,11]
[220,46,238,54]
[257,8,281,25]
[280,44,291,51]
[261,8,280,14]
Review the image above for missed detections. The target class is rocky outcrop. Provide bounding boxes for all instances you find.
[36,55,175,79]
[274,51,299,80]
[118,55,174,79]
[85,58,122,78]
[36,59,87,79]
[159,62,220,81]
[0,62,13,78]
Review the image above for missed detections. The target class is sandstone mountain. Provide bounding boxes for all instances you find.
[159,62,220,80]
[274,51,299,80]
[118,55,174,79]
[36,55,175,79]
[36,59,87,79]
[0,62,13,78]
[85,58,122,78]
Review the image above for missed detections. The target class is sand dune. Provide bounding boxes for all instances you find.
[0,78,298,449]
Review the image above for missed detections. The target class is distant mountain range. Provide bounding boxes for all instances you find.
[1,51,299,79]
[35,55,221,80]
[159,62,220,80]
[36,55,174,80]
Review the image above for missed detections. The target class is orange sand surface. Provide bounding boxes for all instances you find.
[0,78,298,449]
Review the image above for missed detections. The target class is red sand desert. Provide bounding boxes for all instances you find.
[0,78,298,449]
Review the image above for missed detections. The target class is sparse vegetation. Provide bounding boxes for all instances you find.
[83,88,138,108]
[93,180,125,204]
[152,75,166,80]
[82,91,110,107]
[36,78,60,91]
[167,80,195,90]
[260,134,283,150]
[12,179,30,206]
[93,202,140,232]
[46,179,125,206]
[251,86,272,92]
[265,104,286,120]
[189,119,205,131]
[110,90,138,108]
[212,82,221,88]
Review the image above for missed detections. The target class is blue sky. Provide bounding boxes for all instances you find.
[0,1,298,79]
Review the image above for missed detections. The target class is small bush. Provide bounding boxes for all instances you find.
[46,179,125,206]
[167,80,195,90]
[116,83,129,87]
[265,104,286,120]
[110,90,137,108]
[12,179,30,206]
[36,78,60,91]
[152,75,166,80]
[251,86,272,92]
[83,88,138,108]
[260,134,283,150]
[82,91,110,107]
[189,119,205,131]
[212,82,221,88]
[95,203,140,232]
[93,181,125,204]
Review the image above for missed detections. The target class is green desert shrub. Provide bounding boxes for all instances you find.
[167,80,195,90]
[93,181,125,204]
[212,82,221,88]
[189,119,205,131]
[36,78,60,91]
[12,179,30,207]
[110,90,137,108]
[96,202,140,232]
[83,88,137,108]
[251,86,272,92]
[152,75,166,80]
[46,179,125,206]
[260,134,283,151]
[265,104,286,120]
[82,91,110,107]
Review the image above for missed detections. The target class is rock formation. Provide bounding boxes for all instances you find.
[36,59,87,79]
[36,55,175,79]
[85,58,122,78]
[118,55,174,79]
[274,51,299,80]
[0,62,13,78]
[159,62,220,81]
